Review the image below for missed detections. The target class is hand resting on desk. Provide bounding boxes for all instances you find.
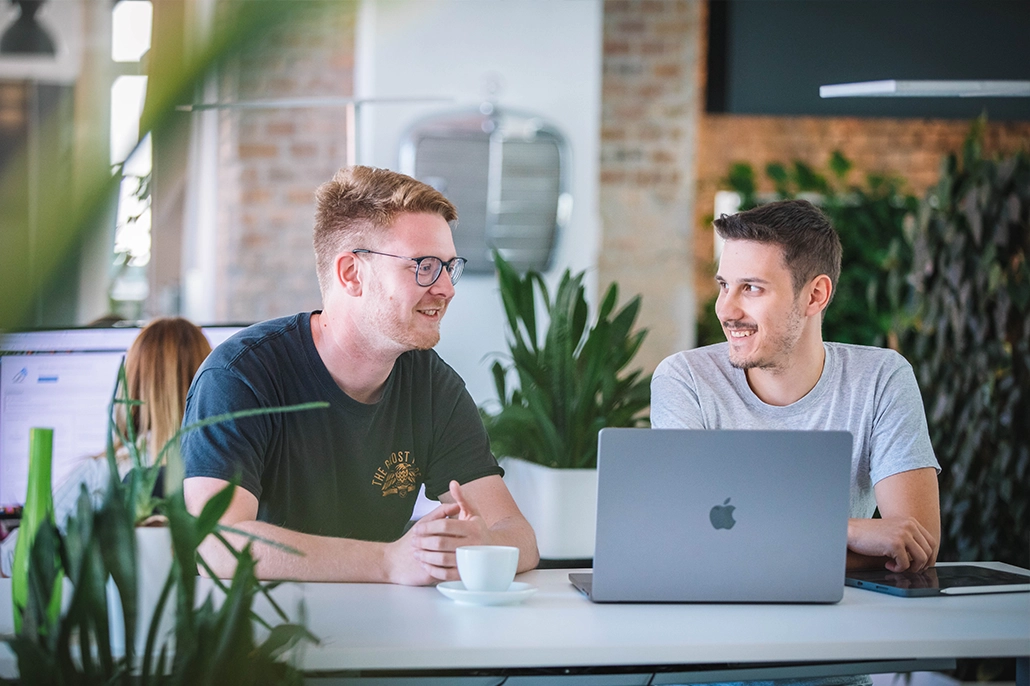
[390,480,500,585]
[846,516,936,573]
[845,467,940,573]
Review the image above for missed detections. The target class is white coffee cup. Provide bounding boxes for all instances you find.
[456,545,520,592]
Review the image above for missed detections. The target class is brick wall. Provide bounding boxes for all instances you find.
[693,116,1030,303]
[204,0,1030,354]
[215,2,357,323]
[599,0,705,373]
[600,0,1030,369]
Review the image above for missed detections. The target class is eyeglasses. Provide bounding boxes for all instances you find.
[352,249,467,287]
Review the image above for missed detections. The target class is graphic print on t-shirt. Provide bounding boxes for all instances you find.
[372,450,421,497]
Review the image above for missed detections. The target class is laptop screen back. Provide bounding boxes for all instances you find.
[591,429,852,603]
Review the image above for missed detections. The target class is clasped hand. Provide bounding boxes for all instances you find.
[386,480,491,585]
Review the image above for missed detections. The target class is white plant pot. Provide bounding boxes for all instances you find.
[500,457,597,560]
[107,526,175,660]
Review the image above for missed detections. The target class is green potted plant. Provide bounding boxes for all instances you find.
[481,252,651,558]
[3,368,325,683]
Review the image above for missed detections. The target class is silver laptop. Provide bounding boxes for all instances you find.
[570,429,852,603]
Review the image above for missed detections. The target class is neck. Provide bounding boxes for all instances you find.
[310,310,400,404]
[744,331,826,407]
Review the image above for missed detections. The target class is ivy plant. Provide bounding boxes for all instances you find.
[892,123,1029,568]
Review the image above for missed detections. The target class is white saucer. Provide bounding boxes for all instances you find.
[437,581,537,606]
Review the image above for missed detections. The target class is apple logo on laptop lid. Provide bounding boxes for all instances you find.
[709,498,736,530]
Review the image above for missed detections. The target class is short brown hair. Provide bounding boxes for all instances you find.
[123,317,212,464]
[714,199,842,303]
[312,166,458,297]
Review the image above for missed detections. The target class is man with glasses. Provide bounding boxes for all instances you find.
[182,166,539,584]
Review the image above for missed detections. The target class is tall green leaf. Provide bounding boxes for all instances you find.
[482,252,651,468]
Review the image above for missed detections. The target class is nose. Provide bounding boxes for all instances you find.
[715,289,740,322]
[429,270,455,300]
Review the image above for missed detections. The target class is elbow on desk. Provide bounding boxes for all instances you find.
[522,541,541,572]
[519,526,541,572]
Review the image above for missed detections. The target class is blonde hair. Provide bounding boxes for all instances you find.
[312,166,458,298]
[121,317,212,464]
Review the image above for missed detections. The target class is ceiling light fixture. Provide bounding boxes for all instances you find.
[0,0,55,56]
[820,80,1030,98]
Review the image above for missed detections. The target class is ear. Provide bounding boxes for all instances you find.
[336,252,363,297]
[803,274,833,317]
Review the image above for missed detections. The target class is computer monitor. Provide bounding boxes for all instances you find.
[0,324,245,507]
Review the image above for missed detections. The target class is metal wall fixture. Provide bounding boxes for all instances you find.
[0,0,56,55]
[820,80,1030,98]
[400,104,572,274]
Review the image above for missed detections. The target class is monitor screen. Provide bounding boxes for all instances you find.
[0,324,245,507]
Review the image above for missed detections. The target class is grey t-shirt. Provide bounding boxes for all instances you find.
[651,342,939,518]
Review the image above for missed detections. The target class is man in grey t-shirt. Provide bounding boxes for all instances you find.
[652,200,940,573]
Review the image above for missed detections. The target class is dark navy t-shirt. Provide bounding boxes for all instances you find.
[181,312,502,542]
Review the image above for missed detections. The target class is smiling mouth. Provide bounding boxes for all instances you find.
[723,321,757,339]
[416,303,446,319]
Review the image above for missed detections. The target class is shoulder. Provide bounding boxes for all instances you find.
[655,343,729,381]
[652,344,731,428]
[58,455,111,494]
[826,342,913,379]
[825,343,923,414]
[204,313,308,371]
[188,313,313,405]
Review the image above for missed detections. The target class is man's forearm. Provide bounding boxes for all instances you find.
[487,516,539,572]
[198,520,390,582]
[845,514,938,573]
[845,549,891,571]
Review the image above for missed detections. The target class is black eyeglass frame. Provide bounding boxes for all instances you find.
[351,249,467,287]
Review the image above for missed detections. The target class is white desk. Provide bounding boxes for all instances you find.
[246,563,1029,683]
[2,563,1027,684]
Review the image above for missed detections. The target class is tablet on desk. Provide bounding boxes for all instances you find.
[846,563,1030,597]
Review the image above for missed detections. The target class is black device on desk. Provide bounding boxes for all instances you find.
[846,563,1030,597]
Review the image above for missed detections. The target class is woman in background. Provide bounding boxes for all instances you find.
[120,317,213,469]
[1,317,212,575]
